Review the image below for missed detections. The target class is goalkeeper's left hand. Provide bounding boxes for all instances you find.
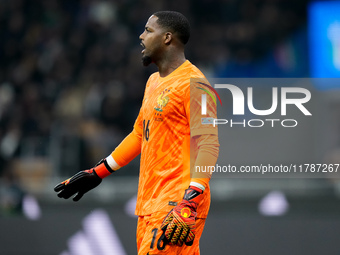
[160,185,203,246]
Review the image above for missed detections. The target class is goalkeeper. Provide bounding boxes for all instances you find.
[54,11,219,254]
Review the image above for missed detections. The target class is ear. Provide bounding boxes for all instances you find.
[164,32,172,45]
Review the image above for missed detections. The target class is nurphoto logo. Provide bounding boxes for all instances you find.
[202,84,312,128]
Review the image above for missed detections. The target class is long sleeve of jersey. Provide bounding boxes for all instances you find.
[191,134,219,188]
[110,128,142,167]
[110,100,144,167]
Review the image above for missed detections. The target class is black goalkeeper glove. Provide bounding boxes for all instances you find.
[54,159,113,201]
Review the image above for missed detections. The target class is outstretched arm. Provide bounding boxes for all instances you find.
[54,127,142,201]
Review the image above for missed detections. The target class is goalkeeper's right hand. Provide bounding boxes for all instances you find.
[54,159,114,201]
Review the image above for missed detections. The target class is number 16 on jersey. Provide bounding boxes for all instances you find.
[143,119,150,141]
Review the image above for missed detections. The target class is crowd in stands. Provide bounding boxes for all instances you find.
[0,0,310,176]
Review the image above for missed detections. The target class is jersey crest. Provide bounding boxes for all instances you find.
[154,89,170,112]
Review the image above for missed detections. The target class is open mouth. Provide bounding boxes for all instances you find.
[140,42,145,54]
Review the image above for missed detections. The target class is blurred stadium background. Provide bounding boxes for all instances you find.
[1,0,340,254]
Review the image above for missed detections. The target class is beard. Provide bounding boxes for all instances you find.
[142,55,152,66]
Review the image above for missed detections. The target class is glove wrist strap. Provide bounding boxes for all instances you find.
[182,185,203,210]
[94,159,114,179]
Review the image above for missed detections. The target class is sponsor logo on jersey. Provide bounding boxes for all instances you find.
[201,117,215,124]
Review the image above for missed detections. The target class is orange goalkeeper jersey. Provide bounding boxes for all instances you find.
[129,60,217,217]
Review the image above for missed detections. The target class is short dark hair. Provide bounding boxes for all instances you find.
[153,11,190,45]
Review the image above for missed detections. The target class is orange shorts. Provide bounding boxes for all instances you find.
[136,211,206,255]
